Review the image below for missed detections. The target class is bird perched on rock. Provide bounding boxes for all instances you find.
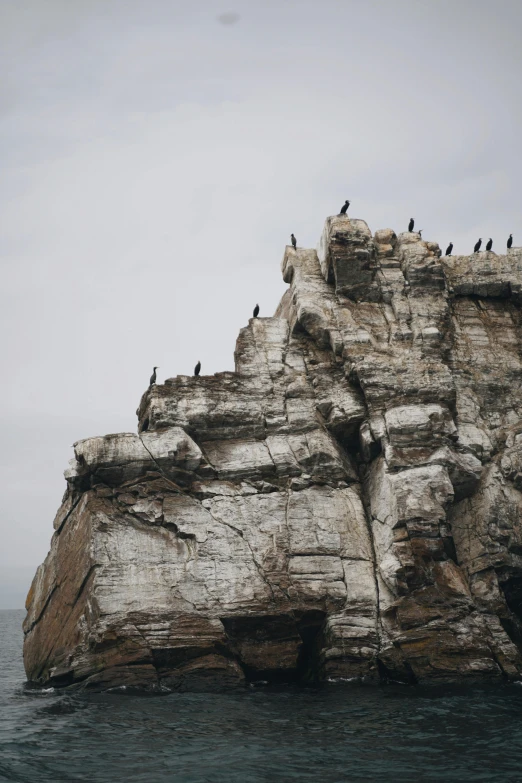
[508,234,513,249]
[253,304,259,318]
[474,238,482,253]
[417,229,423,238]
[486,238,493,251]
[194,361,201,376]
[291,234,297,249]
[339,200,350,215]
[445,242,453,256]
[408,218,415,232]
[149,366,158,387]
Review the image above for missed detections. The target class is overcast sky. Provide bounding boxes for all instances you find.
[1,0,521,609]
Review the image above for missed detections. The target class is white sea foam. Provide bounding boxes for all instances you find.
[326,676,360,683]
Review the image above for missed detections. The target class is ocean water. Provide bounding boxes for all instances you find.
[2,610,522,783]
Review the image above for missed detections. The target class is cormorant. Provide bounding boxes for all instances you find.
[339,200,350,215]
[253,304,259,318]
[508,234,513,249]
[417,229,423,238]
[291,233,297,249]
[474,238,482,253]
[486,238,493,251]
[194,361,201,376]
[149,366,158,386]
[445,242,453,256]
[408,218,414,232]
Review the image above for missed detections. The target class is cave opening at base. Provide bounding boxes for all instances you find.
[221,610,327,684]
[500,576,522,648]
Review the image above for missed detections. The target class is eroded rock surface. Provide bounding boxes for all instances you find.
[24,218,522,690]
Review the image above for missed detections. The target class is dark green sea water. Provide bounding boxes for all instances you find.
[1,609,522,782]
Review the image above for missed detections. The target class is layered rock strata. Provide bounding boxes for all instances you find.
[24,216,522,690]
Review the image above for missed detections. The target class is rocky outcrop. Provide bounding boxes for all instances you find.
[24,216,522,690]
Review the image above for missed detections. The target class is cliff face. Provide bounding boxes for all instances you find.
[24,216,522,690]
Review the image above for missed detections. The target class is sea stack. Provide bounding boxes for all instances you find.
[23,215,522,691]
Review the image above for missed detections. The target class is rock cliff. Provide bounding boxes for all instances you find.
[24,216,522,690]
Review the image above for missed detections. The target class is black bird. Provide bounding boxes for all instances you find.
[253,304,259,318]
[408,218,414,232]
[508,234,513,249]
[445,242,453,256]
[417,229,423,238]
[474,238,482,253]
[291,233,297,249]
[486,238,493,252]
[194,361,201,377]
[149,366,158,386]
[339,200,350,215]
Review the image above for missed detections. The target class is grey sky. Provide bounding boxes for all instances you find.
[1,0,521,608]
